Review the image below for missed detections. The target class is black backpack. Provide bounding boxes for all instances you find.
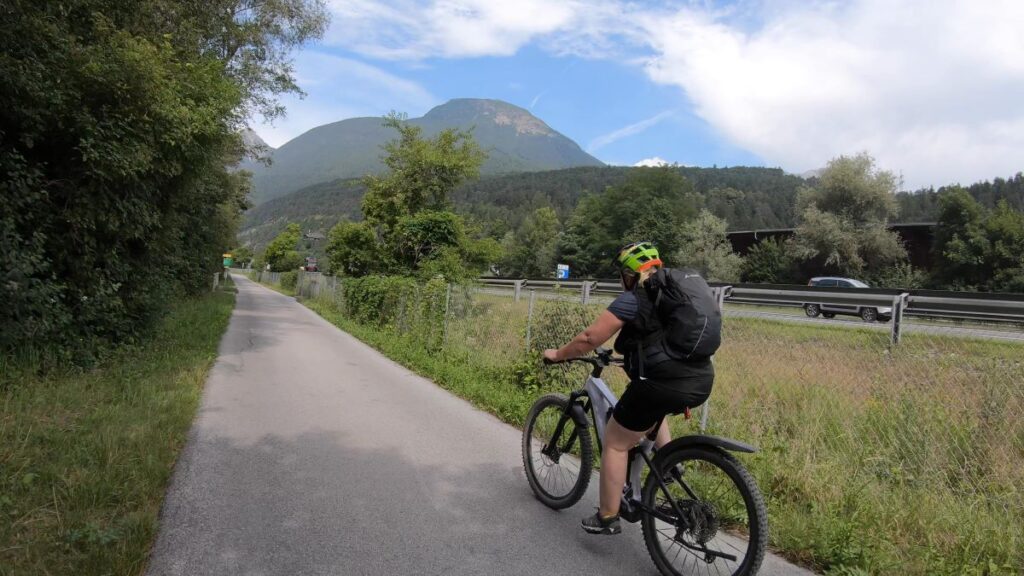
[619,267,722,375]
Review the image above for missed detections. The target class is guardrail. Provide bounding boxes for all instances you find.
[478,277,1024,345]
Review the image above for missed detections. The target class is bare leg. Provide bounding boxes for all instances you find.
[599,416,647,517]
[654,417,672,450]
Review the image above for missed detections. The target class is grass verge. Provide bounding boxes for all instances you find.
[0,287,236,575]
[300,286,1022,576]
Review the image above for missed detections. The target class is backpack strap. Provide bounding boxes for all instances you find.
[636,340,644,379]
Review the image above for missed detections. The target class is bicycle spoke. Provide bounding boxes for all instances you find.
[527,403,585,501]
[647,455,756,576]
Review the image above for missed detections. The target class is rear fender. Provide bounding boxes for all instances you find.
[656,434,757,457]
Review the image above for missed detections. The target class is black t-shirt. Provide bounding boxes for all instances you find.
[607,290,638,322]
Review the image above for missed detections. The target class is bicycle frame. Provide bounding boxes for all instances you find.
[577,374,654,505]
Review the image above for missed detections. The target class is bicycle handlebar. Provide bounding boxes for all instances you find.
[543,347,623,368]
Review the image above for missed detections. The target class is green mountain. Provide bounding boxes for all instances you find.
[244,98,604,205]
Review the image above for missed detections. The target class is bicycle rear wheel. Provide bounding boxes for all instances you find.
[641,445,767,576]
[521,393,593,509]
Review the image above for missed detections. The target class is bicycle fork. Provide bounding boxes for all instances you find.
[541,395,589,462]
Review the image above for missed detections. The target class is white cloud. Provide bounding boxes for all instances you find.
[326,0,592,59]
[635,0,1024,188]
[634,157,670,167]
[315,1,1024,188]
[254,51,437,147]
[588,110,674,152]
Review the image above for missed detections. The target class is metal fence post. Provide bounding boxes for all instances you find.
[514,279,524,302]
[699,286,731,433]
[442,283,452,348]
[525,289,536,353]
[699,401,710,433]
[212,273,219,291]
[581,281,592,305]
[890,293,910,346]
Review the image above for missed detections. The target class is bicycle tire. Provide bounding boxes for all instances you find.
[521,393,593,509]
[641,445,767,576]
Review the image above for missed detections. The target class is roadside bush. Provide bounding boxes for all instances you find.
[865,262,927,290]
[518,296,594,391]
[280,271,298,292]
[341,276,417,326]
[410,277,449,352]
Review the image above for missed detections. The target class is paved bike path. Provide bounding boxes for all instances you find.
[146,275,814,576]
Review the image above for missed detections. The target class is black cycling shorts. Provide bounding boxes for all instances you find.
[612,363,714,433]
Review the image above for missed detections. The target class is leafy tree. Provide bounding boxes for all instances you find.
[741,238,795,284]
[799,153,899,224]
[985,201,1024,292]
[500,207,560,277]
[229,245,255,267]
[557,196,607,277]
[325,221,380,277]
[362,112,486,234]
[789,153,906,280]
[393,211,466,270]
[930,187,989,290]
[931,189,1024,291]
[263,223,303,272]
[1,0,326,358]
[557,167,700,278]
[324,113,494,281]
[674,211,743,283]
[416,246,474,283]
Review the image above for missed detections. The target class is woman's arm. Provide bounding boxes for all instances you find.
[543,310,625,363]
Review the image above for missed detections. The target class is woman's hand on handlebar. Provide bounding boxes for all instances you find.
[542,349,561,364]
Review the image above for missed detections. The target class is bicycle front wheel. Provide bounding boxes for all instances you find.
[641,445,767,576]
[521,393,593,509]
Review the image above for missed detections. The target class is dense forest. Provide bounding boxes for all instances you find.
[240,165,1024,254]
[896,173,1024,221]
[240,165,808,248]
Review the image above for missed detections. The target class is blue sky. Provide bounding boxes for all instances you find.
[254,0,1024,189]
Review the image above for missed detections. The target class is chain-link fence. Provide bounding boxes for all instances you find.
[250,270,1022,573]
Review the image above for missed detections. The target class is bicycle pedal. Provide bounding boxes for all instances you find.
[618,502,642,523]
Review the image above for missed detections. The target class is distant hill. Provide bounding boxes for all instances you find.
[241,128,273,152]
[238,178,365,250]
[243,99,604,205]
[239,165,809,250]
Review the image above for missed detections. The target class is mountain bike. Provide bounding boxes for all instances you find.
[521,349,767,576]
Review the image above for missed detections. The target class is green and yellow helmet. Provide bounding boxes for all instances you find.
[615,241,662,274]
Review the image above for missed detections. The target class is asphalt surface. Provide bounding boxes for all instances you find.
[146,275,815,576]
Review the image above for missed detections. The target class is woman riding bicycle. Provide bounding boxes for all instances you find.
[542,241,714,535]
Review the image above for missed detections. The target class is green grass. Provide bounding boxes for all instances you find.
[0,287,236,576]
[245,270,296,297]
[299,286,1023,576]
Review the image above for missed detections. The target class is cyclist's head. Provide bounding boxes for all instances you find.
[615,240,662,277]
